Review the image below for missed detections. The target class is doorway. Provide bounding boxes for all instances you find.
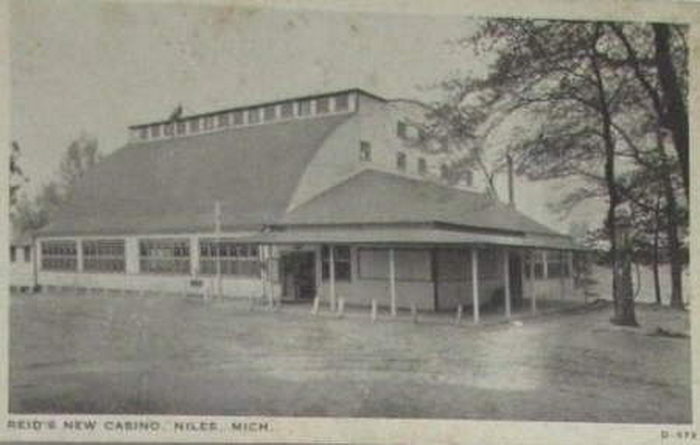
[280,251,316,301]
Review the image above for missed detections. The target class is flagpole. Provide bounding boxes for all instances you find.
[215,200,222,299]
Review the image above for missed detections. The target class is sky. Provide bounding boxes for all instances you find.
[9,0,599,233]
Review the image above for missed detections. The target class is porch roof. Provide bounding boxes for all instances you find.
[249,226,581,250]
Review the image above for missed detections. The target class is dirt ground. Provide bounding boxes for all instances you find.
[9,291,692,423]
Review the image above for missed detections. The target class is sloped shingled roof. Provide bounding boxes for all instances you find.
[282,169,567,238]
[40,114,352,236]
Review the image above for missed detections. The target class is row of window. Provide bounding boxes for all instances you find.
[40,239,262,277]
[524,252,571,279]
[136,93,353,141]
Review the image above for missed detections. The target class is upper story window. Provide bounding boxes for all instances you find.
[335,94,349,111]
[280,102,294,119]
[176,121,186,135]
[397,121,407,138]
[299,100,312,116]
[396,152,406,171]
[203,116,215,130]
[139,128,148,140]
[316,97,330,114]
[263,105,276,121]
[233,110,244,126]
[248,108,261,124]
[418,158,427,175]
[189,118,200,133]
[218,114,230,128]
[164,123,174,136]
[359,141,372,162]
[150,125,160,138]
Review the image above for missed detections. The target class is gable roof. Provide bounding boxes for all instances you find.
[40,114,352,236]
[282,169,567,239]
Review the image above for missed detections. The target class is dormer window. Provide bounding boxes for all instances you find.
[203,116,214,130]
[316,97,330,114]
[176,121,186,135]
[189,119,200,133]
[164,123,174,136]
[418,158,427,175]
[150,125,160,138]
[139,128,148,140]
[263,105,276,121]
[396,152,406,171]
[218,114,230,127]
[397,121,407,138]
[359,141,372,162]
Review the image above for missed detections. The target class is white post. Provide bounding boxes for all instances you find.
[214,201,222,299]
[530,250,537,314]
[456,304,463,325]
[315,246,323,302]
[329,245,336,311]
[567,250,575,297]
[471,248,479,324]
[504,249,511,319]
[389,248,397,317]
[542,250,549,299]
[559,251,566,300]
[371,299,377,322]
[337,297,345,318]
[311,295,320,315]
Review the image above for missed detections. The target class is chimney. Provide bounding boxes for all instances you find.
[507,154,515,207]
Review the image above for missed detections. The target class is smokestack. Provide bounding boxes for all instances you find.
[507,154,515,207]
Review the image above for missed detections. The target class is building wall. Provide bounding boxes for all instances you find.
[9,244,35,289]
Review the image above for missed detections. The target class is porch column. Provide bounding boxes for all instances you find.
[542,250,549,279]
[520,250,527,308]
[503,248,511,319]
[389,247,397,317]
[559,251,566,300]
[329,245,336,311]
[530,250,537,314]
[471,247,480,324]
[76,239,83,272]
[567,250,575,297]
[315,246,323,299]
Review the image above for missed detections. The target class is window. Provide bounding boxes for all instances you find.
[321,245,350,281]
[316,97,330,114]
[359,141,372,162]
[396,152,406,171]
[189,119,200,133]
[397,121,407,138]
[299,100,312,116]
[83,239,125,273]
[263,105,276,121]
[440,164,449,180]
[176,121,186,135]
[418,158,427,175]
[218,114,230,127]
[10,246,16,263]
[233,110,245,125]
[139,128,148,140]
[23,246,31,262]
[41,240,78,271]
[357,248,431,281]
[532,252,545,279]
[547,251,569,278]
[199,240,260,277]
[203,116,215,130]
[164,123,174,136]
[150,125,160,138]
[139,239,190,274]
[248,108,261,124]
[335,94,349,111]
[280,102,294,118]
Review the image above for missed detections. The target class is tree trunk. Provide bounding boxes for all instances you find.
[652,198,662,305]
[653,23,689,199]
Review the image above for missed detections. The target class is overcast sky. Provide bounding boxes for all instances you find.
[10,0,598,233]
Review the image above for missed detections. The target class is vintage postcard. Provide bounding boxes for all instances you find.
[1,0,698,443]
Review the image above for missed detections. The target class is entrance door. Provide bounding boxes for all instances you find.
[280,251,316,301]
[509,254,523,307]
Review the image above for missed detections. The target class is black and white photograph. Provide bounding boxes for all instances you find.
[3,0,697,442]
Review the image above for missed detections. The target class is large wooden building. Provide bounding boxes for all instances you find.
[34,89,580,320]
